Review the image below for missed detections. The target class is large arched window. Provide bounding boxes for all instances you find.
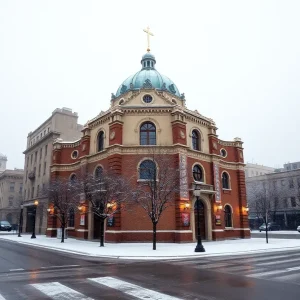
[222,172,230,189]
[139,160,156,180]
[140,122,156,145]
[95,166,103,179]
[192,130,200,151]
[97,131,104,152]
[68,208,75,227]
[193,165,204,182]
[224,205,233,227]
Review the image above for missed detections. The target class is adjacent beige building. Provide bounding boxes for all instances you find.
[245,163,275,178]
[22,108,83,234]
[0,168,24,225]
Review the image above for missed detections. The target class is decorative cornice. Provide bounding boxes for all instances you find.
[23,131,60,154]
[51,144,246,173]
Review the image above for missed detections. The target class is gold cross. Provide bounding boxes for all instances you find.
[143,26,154,52]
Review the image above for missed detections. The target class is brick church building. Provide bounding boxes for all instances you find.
[47,46,250,242]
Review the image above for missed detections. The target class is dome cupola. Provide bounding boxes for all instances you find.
[114,52,181,98]
[141,52,156,69]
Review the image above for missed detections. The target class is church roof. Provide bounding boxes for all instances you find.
[115,52,181,98]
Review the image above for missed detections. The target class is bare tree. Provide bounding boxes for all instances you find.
[247,179,286,243]
[46,178,81,243]
[133,150,181,250]
[82,169,133,247]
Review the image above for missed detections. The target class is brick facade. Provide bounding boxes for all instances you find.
[47,53,250,242]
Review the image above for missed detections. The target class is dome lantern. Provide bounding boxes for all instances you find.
[141,52,156,70]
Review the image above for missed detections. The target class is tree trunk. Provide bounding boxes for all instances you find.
[264,213,268,244]
[61,225,65,243]
[61,213,65,243]
[153,222,157,250]
[100,218,104,247]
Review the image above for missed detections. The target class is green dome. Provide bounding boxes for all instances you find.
[115,52,180,97]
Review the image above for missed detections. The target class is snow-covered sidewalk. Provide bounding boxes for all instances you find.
[0,234,299,260]
[251,230,300,235]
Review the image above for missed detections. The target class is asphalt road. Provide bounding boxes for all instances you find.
[0,240,300,299]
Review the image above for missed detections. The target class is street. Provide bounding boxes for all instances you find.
[0,240,300,300]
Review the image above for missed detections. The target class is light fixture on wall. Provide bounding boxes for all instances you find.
[216,204,223,212]
[184,202,190,210]
[243,205,249,214]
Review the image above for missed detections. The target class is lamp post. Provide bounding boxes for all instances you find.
[18,204,24,237]
[194,188,205,253]
[31,200,39,239]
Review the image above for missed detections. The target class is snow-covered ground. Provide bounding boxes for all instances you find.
[0,234,300,260]
[251,230,300,235]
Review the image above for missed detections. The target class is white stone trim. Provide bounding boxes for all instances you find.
[76,229,89,232]
[191,162,206,183]
[191,194,212,241]
[46,228,57,231]
[189,127,204,151]
[221,170,231,189]
[212,229,224,232]
[220,148,227,158]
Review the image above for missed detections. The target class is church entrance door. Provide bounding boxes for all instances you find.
[194,199,206,240]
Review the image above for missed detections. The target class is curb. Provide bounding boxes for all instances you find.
[1,237,300,260]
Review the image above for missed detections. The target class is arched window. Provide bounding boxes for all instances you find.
[193,165,203,182]
[192,130,200,151]
[70,174,77,184]
[222,172,230,189]
[139,160,156,180]
[224,205,233,227]
[140,122,156,145]
[95,166,103,179]
[68,208,75,227]
[97,131,104,152]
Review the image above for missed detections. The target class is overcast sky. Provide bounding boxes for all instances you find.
[0,0,299,170]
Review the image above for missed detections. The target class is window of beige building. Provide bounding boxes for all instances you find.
[9,182,15,192]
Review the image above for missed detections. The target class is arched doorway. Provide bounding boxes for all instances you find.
[194,199,206,240]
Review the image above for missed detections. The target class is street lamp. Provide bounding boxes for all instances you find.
[194,188,205,253]
[31,200,39,239]
[18,204,24,237]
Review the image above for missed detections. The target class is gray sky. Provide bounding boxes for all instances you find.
[1,0,299,170]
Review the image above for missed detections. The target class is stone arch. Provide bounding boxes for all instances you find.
[134,118,161,145]
[221,170,231,189]
[224,203,234,228]
[94,127,107,153]
[189,127,204,151]
[94,164,104,178]
[191,194,212,241]
[136,157,159,180]
[191,162,206,183]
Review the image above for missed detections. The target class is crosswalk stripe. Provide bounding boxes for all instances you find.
[224,265,261,272]
[31,282,94,300]
[247,269,295,278]
[195,262,229,269]
[0,293,6,300]
[89,276,182,300]
[258,257,300,266]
